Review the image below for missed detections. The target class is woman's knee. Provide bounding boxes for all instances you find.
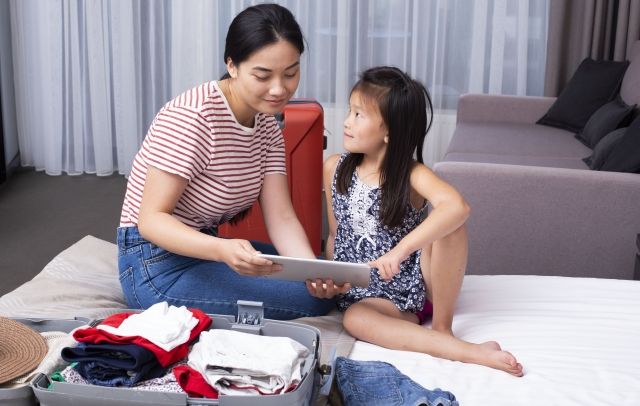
[288,291,336,318]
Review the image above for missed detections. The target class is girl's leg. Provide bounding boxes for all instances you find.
[421,224,468,334]
[343,298,523,376]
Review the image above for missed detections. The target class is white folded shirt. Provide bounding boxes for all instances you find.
[97,302,198,351]
[189,329,309,395]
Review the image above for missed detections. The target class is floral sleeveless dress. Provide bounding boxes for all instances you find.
[332,154,428,313]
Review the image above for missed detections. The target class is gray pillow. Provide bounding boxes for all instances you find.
[600,114,640,173]
[574,97,635,148]
[582,127,628,170]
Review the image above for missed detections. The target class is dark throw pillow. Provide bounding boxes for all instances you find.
[582,127,627,169]
[537,58,629,133]
[574,97,635,148]
[599,114,640,173]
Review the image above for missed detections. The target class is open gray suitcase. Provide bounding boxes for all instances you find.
[5,301,327,406]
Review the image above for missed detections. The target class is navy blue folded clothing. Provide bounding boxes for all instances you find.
[61,343,167,387]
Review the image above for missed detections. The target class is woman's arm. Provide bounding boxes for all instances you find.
[260,173,316,259]
[305,154,351,298]
[322,154,341,260]
[138,166,275,275]
[370,163,470,279]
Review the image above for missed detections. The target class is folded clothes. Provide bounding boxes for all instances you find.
[173,364,219,399]
[73,305,211,367]
[189,329,309,396]
[59,363,185,393]
[97,302,199,351]
[61,343,166,387]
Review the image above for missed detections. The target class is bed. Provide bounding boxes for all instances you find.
[1,235,639,405]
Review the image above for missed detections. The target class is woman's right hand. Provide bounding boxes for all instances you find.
[217,238,282,276]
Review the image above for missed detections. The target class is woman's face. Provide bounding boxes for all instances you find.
[227,39,301,116]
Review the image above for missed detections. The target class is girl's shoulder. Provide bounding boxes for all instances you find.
[323,153,343,177]
[324,153,344,166]
[409,160,433,176]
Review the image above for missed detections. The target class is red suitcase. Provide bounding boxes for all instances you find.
[218,100,325,255]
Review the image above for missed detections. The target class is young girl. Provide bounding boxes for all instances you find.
[307,66,524,376]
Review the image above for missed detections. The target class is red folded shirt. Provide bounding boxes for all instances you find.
[173,365,219,399]
[73,308,211,367]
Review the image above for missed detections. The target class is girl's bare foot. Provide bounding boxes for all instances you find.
[474,341,524,377]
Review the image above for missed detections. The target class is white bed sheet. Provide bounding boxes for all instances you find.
[349,274,640,405]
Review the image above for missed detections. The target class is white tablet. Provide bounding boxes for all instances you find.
[257,254,371,287]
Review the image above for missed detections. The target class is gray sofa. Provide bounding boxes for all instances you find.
[434,41,640,280]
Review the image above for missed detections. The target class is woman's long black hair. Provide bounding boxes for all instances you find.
[221,3,304,79]
[335,66,433,228]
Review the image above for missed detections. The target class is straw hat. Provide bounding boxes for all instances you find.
[0,317,48,384]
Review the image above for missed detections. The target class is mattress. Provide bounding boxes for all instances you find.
[350,274,640,405]
[1,236,639,405]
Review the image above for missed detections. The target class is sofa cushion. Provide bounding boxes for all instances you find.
[447,122,592,159]
[620,41,640,107]
[537,58,629,133]
[600,115,640,173]
[575,97,635,148]
[583,127,627,169]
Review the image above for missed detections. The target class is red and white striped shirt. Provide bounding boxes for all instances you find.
[119,81,286,229]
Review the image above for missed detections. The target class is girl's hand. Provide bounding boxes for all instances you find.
[305,279,351,299]
[217,239,282,276]
[369,250,406,281]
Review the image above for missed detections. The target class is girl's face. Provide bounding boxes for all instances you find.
[343,91,388,156]
[227,39,301,116]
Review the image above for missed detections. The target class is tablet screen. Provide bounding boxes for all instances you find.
[258,254,371,287]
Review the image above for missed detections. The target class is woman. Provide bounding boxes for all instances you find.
[117,4,334,320]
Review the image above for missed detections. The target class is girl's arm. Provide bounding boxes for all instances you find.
[138,166,275,275]
[370,162,470,280]
[260,173,316,259]
[305,154,351,298]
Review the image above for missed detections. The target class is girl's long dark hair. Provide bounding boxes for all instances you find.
[336,66,433,228]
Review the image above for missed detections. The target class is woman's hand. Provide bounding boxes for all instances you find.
[305,279,351,299]
[217,239,282,276]
[368,249,407,281]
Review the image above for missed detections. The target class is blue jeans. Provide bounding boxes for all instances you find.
[62,343,166,387]
[116,226,335,320]
[335,357,458,406]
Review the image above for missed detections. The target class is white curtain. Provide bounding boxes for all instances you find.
[3,0,548,175]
